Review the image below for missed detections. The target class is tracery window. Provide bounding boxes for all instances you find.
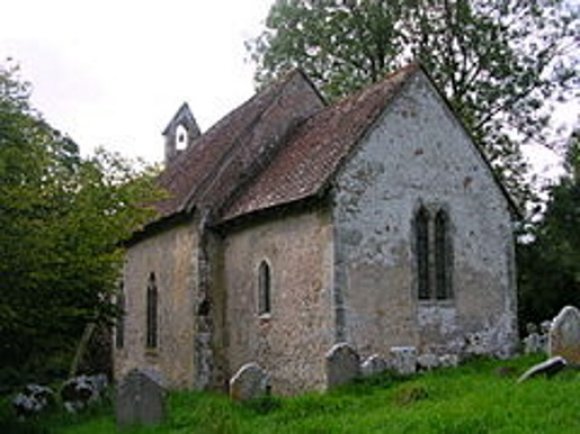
[416,206,430,300]
[415,205,453,300]
[435,209,452,300]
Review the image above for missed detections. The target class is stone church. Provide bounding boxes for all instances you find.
[114,64,518,395]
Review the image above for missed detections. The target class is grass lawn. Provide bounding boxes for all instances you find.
[4,354,580,433]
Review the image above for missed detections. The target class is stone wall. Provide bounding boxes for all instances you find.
[114,222,199,389]
[332,71,518,360]
[222,208,334,395]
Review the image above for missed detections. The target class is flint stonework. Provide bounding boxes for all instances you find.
[390,347,417,375]
[417,353,440,371]
[116,66,518,396]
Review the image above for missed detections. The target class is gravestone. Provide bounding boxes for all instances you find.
[417,353,440,371]
[229,363,270,401]
[390,346,417,375]
[438,354,459,368]
[523,333,543,354]
[517,356,567,383]
[549,305,580,366]
[326,343,360,388]
[116,369,166,428]
[361,354,388,377]
[540,320,552,335]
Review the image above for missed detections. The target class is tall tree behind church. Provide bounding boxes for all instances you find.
[518,128,580,326]
[248,0,579,207]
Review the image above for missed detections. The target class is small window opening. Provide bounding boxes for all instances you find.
[416,206,430,300]
[435,210,452,300]
[146,272,158,349]
[415,205,453,301]
[175,124,188,151]
[258,261,271,315]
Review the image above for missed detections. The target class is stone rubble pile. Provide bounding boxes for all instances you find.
[61,374,108,413]
[11,373,108,420]
[11,384,55,418]
[522,321,550,355]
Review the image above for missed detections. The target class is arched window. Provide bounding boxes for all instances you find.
[115,282,125,349]
[435,210,452,300]
[415,205,453,301]
[146,272,158,349]
[415,206,430,300]
[175,124,188,151]
[258,261,271,315]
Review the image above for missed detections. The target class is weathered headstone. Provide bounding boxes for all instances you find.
[116,369,166,427]
[229,363,270,401]
[417,353,440,371]
[523,333,544,354]
[517,356,567,383]
[390,346,417,375]
[540,320,552,335]
[549,305,580,366]
[526,322,538,335]
[361,354,388,377]
[326,343,360,388]
[438,354,459,368]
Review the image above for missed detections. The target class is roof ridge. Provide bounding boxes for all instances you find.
[177,81,288,213]
[218,63,420,223]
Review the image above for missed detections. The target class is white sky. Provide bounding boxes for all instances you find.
[1,0,273,163]
[0,0,573,181]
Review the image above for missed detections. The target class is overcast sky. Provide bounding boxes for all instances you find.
[0,0,572,179]
[1,0,272,163]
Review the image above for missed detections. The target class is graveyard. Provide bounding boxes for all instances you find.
[1,353,579,434]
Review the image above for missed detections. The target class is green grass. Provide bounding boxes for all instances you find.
[4,355,580,434]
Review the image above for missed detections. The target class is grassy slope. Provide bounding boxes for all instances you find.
[13,355,580,434]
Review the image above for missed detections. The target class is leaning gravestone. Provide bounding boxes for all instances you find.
[549,305,580,366]
[229,363,270,401]
[517,356,567,383]
[326,343,360,388]
[116,369,166,428]
[361,354,388,377]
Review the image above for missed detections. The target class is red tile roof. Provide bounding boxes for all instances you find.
[153,63,420,226]
[219,64,419,222]
[154,69,324,219]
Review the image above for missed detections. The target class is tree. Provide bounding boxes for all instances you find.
[248,0,579,206]
[0,62,162,383]
[518,128,580,326]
